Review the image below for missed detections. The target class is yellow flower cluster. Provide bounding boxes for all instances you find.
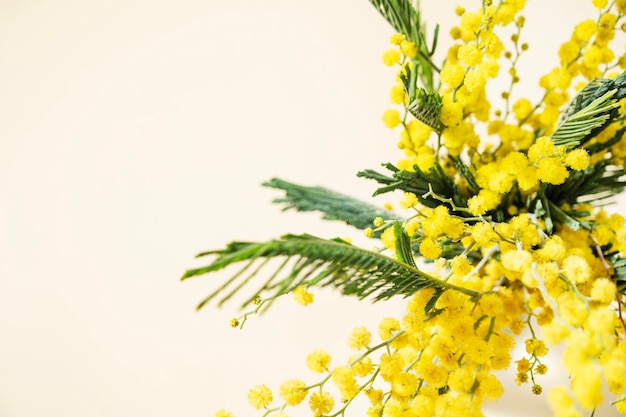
[215,1,626,416]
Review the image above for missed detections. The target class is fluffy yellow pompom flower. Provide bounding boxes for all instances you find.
[378,317,401,340]
[419,237,442,259]
[331,366,359,400]
[562,255,591,284]
[306,349,331,373]
[400,192,418,209]
[391,371,418,399]
[501,249,533,273]
[309,391,334,415]
[248,384,273,409]
[565,148,590,170]
[279,379,308,406]
[440,101,463,126]
[467,189,501,216]
[293,285,314,306]
[348,326,371,350]
[537,157,569,185]
[349,354,374,377]
[590,278,616,304]
[389,33,405,45]
[389,84,405,104]
[440,62,465,88]
[400,40,418,58]
[592,0,608,9]
[574,19,597,42]
[572,367,603,410]
[458,42,483,66]
[525,338,549,356]
[380,227,396,250]
[477,373,504,401]
[382,49,401,66]
[382,109,402,128]
[512,98,532,121]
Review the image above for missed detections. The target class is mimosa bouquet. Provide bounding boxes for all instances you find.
[183,0,626,416]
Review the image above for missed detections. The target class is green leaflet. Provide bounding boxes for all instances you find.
[552,71,626,149]
[357,162,468,214]
[393,221,417,268]
[400,63,444,133]
[182,234,480,310]
[263,178,399,235]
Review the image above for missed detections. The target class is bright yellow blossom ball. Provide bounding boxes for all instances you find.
[400,191,418,209]
[279,379,308,406]
[389,33,405,45]
[440,101,463,126]
[440,62,465,88]
[562,254,591,284]
[592,0,608,9]
[382,48,401,66]
[565,148,590,170]
[306,349,331,373]
[572,367,603,410]
[458,42,483,67]
[309,391,334,415]
[347,326,371,350]
[293,285,314,306]
[419,237,442,259]
[389,84,405,104]
[391,371,418,399]
[590,278,616,304]
[378,317,401,340]
[248,384,273,409]
[537,157,569,184]
[382,109,402,128]
[400,40,418,58]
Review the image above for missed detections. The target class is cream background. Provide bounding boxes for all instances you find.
[0,1,621,416]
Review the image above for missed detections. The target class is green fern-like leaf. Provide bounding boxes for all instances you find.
[400,64,444,133]
[182,234,480,310]
[552,71,626,149]
[357,162,468,214]
[263,178,399,234]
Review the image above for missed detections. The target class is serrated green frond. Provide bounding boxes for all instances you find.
[400,64,444,133]
[553,71,626,149]
[263,178,398,234]
[393,222,417,268]
[357,162,468,214]
[182,234,480,310]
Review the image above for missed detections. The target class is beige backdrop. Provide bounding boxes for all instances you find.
[0,1,621,416]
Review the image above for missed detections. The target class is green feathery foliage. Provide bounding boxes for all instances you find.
[368,0,440,90]
[534,73,626,232]
[181,233,480,311]
[552,72,626,149]
[263,178,399,235]
[357,162,469,214]
[400,63,444,133]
